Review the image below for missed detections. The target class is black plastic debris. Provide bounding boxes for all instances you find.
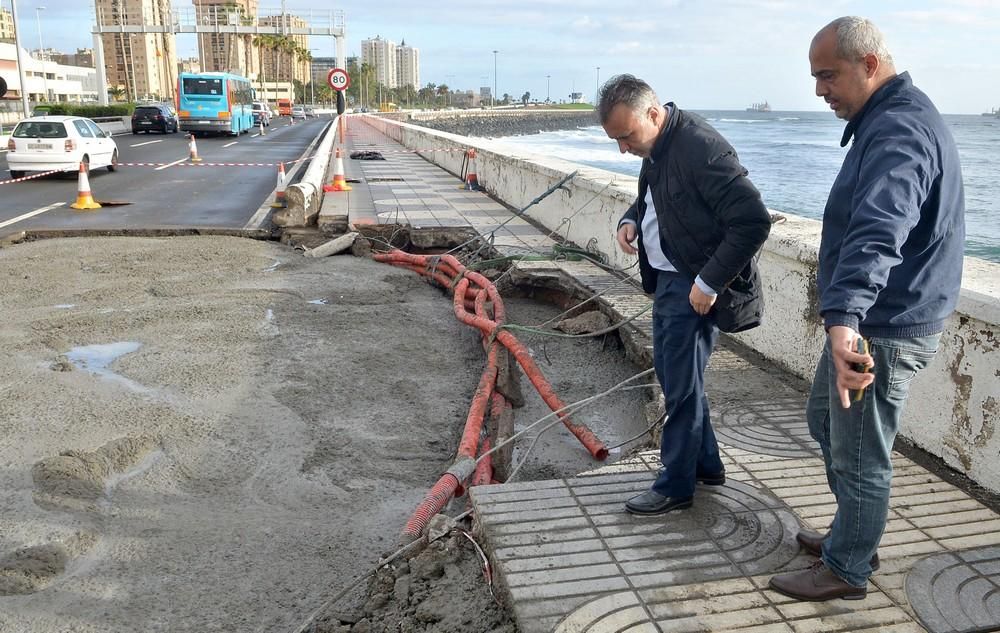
[350,151,386,160]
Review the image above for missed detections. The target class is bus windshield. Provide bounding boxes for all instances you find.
[183,78,223,95]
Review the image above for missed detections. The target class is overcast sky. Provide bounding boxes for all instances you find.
[8,0,1000,113]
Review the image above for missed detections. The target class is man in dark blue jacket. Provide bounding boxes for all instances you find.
[769,16,965,601]
[599,74,771,516]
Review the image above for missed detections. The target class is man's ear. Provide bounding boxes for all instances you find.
[863,52,880,78]
[648,105,659,124]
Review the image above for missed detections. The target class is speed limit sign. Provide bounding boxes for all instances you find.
[327,68,350,91]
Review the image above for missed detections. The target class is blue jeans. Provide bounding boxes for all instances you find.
[808,334,940,586]
[650,271,724,499]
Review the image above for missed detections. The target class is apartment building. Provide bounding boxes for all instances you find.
[0,8,13,44]
[361,36,395,89]
[94,0,178,100]
[257,14,309,85]
[395,40,419,90]
[192,0,259,78]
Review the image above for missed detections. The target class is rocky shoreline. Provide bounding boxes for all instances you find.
[409,110,597,138]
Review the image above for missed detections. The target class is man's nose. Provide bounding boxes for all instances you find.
[815,80,826,97]
[617,140,629,154]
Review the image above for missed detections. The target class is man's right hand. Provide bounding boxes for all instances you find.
[617,223,638,255]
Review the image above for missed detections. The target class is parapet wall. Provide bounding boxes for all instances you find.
[358,114,1000,493]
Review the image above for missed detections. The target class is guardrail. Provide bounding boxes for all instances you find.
[272,116,338,227]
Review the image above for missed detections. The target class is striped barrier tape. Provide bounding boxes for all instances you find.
[0,169,63,185]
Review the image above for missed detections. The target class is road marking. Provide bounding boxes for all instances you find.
[155,157,188,171]
[130,140,163,148]
[0,202,66,230]
[251,133,260,138]
[223,141,238,148]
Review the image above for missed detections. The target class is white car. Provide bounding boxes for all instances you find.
[6,115,119,178]
[291,106,307,120]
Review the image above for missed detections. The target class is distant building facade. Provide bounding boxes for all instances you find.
[0,8,13,44]
[361,36,395,89]
[452,90,480,108]
[55,48,96,68]
[95,0,178,100]
[361,36,420,90]
[0,43,98,102]
[177,57,201,75]
[193,0,259,79]
[257,14,309,84]
[395,40,419,89]
[311,56,337,86]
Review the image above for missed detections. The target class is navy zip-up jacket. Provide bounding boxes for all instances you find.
[819,72,965,338]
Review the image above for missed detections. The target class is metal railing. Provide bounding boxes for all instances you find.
[93,6,345,35]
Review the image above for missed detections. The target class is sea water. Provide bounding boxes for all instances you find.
[487,111,1000,263]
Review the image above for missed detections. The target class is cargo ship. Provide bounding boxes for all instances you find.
[746,101,772,112]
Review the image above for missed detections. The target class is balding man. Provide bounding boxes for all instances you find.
[769,16,965,601]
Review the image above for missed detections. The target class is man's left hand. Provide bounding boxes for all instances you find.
[689,284,716,315]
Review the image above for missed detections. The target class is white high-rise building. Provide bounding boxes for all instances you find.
[361,36,396,89]
[395,39,419,90]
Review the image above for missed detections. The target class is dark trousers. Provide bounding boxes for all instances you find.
[650,271,724,498]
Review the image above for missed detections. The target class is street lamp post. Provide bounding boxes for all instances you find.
[546,74,550,103]
[309,48,319,106]
[596,66,600,104]
[492,49,497,109]
[35,6,48,102]
[10,0,31,115]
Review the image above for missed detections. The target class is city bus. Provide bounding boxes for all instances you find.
[177,72,255,136]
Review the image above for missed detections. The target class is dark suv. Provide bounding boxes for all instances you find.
[132,104,179,134]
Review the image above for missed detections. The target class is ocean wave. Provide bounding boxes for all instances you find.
[714,118,764,123]
[778,117,801,121]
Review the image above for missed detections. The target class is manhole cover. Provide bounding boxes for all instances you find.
[367,177,404,183]
[906,547,1000,633]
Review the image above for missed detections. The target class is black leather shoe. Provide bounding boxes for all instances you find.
[697,470,726,486]
[625,490,693,516]
[769,561,867,601]
[797,529,880,572]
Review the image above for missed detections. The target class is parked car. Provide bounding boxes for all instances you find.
[131,103,179,134]
[6,115,119,178]
[291,105,306,120]
[251,101,272,126]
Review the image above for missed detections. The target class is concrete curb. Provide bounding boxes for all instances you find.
[277,118,337,227]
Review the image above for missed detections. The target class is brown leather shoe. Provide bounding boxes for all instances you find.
[768,561,867,601]
[796,530,880,571]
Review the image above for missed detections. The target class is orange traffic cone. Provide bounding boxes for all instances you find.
[188,134,202,163]
[463,149,479,191]
[323,147,352,192]
[259,120,265,136]
[69,161,101,210]
[270,162,287,208]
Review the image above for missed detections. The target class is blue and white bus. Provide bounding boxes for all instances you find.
[177,72,254,136]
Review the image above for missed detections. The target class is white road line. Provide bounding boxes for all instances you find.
[155,157,188,171]
[251,133,260,138]
[130,140,163,148]
[223,141,238,148]
[0,202,66,230]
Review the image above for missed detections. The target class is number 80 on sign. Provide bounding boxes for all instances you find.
[327,68,350,91]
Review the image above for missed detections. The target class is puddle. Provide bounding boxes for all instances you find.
[53,304,76,309]
[308,299,329,305]
[65,342,149,393]
[263,259,281,272]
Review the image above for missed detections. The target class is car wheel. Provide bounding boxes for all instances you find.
[107,150,118,172]
[10,170,25,179]
[132,129,140,134]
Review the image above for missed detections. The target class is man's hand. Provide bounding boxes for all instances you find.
[689,284,716,315]
[828,325,875,409]
[616,223,638,255]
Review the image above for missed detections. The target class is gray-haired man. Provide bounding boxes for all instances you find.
[599,75,771,516]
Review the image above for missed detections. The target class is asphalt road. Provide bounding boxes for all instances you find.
[0,115,329,232]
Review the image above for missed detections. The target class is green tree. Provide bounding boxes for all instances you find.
[521,91,530,106]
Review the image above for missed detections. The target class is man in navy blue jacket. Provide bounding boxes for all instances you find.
[769,16,965,601]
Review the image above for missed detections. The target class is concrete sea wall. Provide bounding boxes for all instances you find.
[358,113,1000,493]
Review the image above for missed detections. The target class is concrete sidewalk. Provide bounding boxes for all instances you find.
[325,120,1000,633]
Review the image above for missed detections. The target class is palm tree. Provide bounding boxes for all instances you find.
[108,86,126,102]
